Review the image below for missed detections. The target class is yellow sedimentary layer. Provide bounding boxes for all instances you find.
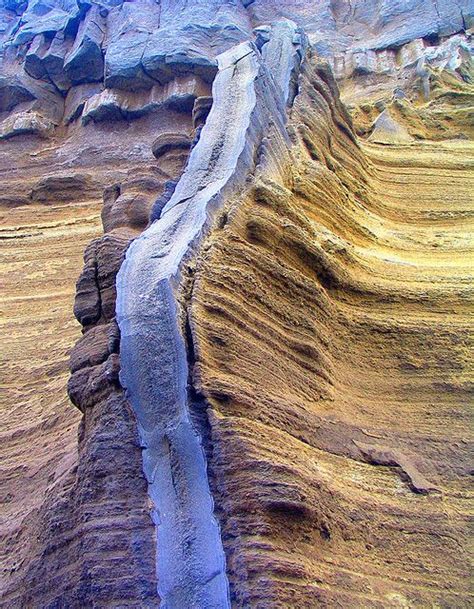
[0,195,101,571]
[0,100,195,601]
[190,63,473,607]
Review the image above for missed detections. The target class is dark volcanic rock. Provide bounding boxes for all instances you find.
[74,229,134,327]
[74,238,102,327]
[64,4,105,84]
[24,32,72,91]
[11,7,78,47]
[11,389,159,608]
[0,75,36,112]
[103,0,161,90]
[365,0,468,50]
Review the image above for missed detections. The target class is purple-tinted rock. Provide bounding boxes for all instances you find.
[64,4,105,84]
[0,74,36,111]
[25,32,71,91]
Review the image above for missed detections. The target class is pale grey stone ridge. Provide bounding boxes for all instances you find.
[116,42,260,609]
[116,30,294,607]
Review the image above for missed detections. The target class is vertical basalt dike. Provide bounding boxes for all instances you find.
[115,30,303,606]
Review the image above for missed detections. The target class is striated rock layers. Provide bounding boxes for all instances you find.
[1,0,473,608]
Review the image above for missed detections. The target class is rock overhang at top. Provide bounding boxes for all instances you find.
[1,1,473,74]
[104,0,252,89]
[0,0,473,126]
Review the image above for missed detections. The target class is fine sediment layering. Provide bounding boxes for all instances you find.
[1,1,473,607]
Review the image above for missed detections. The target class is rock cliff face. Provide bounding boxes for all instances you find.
[1,1,473,607]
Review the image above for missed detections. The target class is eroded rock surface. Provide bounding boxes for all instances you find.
[0,0,473,607]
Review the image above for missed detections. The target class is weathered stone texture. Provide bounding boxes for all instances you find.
[0,0,472,607]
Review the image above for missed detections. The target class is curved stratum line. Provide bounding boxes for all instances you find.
[116,41,260,609]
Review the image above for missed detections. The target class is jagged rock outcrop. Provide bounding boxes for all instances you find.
[1,0,473,607]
